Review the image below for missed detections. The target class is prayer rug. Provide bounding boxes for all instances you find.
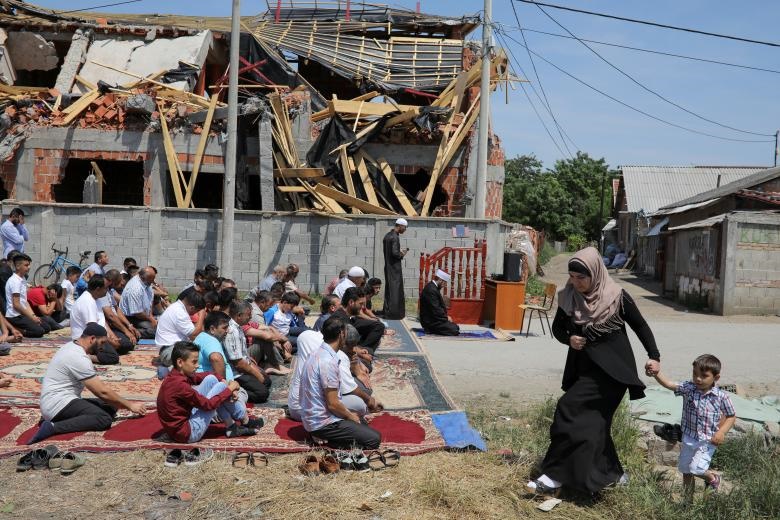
[411,328,502,340]
[0,406,444,458]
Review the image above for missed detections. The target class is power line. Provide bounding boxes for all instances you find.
[510,0,574,156]
[497,29,775,143]
[503,26,780,76]
[494,29,579,155]
[530,2,774,137]
[495,35,569,157]
[54,0,143,15]
[514,0,780,48]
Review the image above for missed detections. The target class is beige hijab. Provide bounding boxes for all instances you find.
[559,247,623,334]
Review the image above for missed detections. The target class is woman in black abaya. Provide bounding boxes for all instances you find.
[527,247,661,496]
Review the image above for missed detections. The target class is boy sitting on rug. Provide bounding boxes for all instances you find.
[60,266,81,316]
[651,354,736,498]
[269,292,308,350]
[157,341,263,442]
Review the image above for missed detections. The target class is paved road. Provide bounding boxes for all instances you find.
[421,254,780,405]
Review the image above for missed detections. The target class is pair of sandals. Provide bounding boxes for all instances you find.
[335,448,401,472]
[231,451,270,467]
[16,445,85,475]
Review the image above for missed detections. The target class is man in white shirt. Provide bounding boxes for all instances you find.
[119,267,157,338]
[339,325,382,417]
[154,289,205,370]
[81,251,109,279]
[287,329,324,421]
[5,253,49,338]
[0,208,28,259]
[99,269,140,355]
[70,275,119,365]
[333,266,365,300]
[28,322,146,445]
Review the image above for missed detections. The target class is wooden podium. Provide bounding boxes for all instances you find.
[481,279,526,330]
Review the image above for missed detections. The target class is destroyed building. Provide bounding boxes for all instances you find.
[0,1,508,218]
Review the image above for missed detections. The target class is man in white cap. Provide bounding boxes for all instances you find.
[334,266,365,300]
[419,269,459,336]
[382,218,409,320]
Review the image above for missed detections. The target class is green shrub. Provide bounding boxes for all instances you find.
[567,233,588,252]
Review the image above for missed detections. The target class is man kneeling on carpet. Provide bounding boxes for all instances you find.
[30,323,147,444]
[157,341,264,443]
[298,315,381,450]
[419,269,459,336]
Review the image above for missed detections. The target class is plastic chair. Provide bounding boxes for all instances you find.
[519,283,556,338]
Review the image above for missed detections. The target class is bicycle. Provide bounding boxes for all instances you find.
[32,243,91,286]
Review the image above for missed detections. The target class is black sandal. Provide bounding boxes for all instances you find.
[231,452,254,467]
[252,451,270,466]
[380,448,400,468]
[367,450,386,471]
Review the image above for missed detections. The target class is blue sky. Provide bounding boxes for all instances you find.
[33,1,780,170]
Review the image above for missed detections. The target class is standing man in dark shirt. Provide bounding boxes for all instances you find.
[382,218,409,320]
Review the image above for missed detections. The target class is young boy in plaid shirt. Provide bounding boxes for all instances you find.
[652,354,736,496]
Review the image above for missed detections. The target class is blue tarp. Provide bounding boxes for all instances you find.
[431,411,487,451]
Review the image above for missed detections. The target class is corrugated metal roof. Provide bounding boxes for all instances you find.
[620,166,767,213]
[660,166,780,210]
[668,210,780,231]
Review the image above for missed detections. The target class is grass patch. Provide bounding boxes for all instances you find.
[468,397,780,519]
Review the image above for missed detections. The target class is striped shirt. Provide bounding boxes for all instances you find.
[299,343,342,433]
[675,381,736,441]
[119,275,153,316]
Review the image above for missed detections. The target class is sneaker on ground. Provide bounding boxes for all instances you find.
[226,424,258,438]
[184,448,214,466]
[164,448,184,467]
[245,417,265,429]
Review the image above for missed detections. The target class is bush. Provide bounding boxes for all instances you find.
[538,241,557,267]
[567,234,587,252]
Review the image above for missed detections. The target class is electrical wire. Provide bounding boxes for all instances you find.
[497,29,775,143]
[510,0,574,156]
[494,28,578,155]
[503,26,780,76]
[529,2,775,137]
[53,0,143,15]
[514,0,780,48]
[497,42,569,157]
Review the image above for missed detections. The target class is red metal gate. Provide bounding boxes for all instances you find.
[418,238,487,324]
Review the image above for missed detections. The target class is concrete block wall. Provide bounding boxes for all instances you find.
[3,200,512,300]
[733,222,780,314]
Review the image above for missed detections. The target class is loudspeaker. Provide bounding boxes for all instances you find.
[503,252,522,282]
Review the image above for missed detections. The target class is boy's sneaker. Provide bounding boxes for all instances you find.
[705,473,721,493]
[226,424,258,438]
[183,448,214,466]
[164,449,184,467]
[245,417,265,429]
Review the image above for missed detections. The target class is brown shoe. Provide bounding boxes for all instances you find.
[319,454,340,474]
[298,454,320,476]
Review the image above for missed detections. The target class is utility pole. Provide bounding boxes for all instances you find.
[598,168,606,252]
[221,0,240,277]
[474,0,491,219]
[774,130,778,167]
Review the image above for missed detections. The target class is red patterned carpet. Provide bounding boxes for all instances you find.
[0,330,447,457]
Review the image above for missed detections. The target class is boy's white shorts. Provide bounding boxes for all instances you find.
[678,434,716,475]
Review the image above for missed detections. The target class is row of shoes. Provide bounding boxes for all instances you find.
[298,449,401,476]
[16,444,85,475]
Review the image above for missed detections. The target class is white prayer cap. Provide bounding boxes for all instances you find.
[435,269,451,282]
[395,218,408,227]
[348,266,365,277]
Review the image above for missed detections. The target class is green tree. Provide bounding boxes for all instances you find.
[502,152,615,240]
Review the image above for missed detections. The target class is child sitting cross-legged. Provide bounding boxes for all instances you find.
[651,353,736,498]
[156,341,264,448]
